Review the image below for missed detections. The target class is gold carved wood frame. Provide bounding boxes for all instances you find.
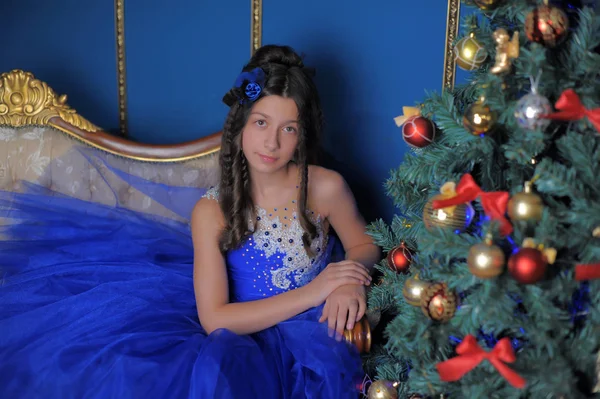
[251,0,263,55]
[0,69,222,162]
[112,0,455,135]
[113,0,263,137]
[115,0,127,137]
[443,0,461,91]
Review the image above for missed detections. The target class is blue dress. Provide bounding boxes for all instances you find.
[0,181,364,398]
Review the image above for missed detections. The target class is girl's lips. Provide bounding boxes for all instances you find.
[258,154,278,163]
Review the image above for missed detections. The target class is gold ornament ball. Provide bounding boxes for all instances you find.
[467,237,506,278]
[474,0,503,10]
[367,380,398,399]
[454,33,488,71]
[463,98,497,136]
[423,195,475,233]
[508,182,544,222]
[402,274,430,306]
[421,283,457,322]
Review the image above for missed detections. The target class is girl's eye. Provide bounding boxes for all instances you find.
[283,126,297,133]
[255,120,266,127]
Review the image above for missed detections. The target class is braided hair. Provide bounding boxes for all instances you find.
[218,45,323,254]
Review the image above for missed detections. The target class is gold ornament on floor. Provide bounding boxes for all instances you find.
[507,181,544,222]
[490,28,519,75]
[454,33,488,71]
[421,283,457,322]
[468,233,506,278]
[403,273,431,306]
[423,182,475,233]
[525,3,569,48]
[463,96,497,136]
[344,317,371,354]
[367,380,399,399]
[473,0,503,9]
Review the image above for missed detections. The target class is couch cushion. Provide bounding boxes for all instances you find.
[0,126,220,222]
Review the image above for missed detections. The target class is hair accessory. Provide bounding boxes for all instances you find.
[227,67,266,106]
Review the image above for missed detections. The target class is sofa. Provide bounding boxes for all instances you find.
[0,69,224,222]
[0,69,373,353]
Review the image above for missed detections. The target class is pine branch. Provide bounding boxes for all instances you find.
[557,8,600,91]
[534,158,586,198]
[556,131,600,196]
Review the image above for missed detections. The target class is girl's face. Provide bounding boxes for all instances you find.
[241,95,300,174]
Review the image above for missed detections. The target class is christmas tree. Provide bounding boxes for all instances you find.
[363,1,600,398]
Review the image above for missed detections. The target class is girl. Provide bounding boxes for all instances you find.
[193,44,381,396]
[0,44,380,399]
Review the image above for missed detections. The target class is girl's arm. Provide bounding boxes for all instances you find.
[318,168,381,274]
[312,167,381,337]
[190,198,371,335]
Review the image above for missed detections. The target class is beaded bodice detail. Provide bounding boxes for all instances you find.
[203,185,332,302]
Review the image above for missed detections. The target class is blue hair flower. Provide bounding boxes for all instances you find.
[233,67,266,104]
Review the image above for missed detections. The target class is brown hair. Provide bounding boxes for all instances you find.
[218,45,323,254]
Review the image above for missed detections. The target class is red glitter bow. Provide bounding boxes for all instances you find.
[432,174,512,235]
[575,263,600,281]
[436,335,526,389]
[543,89,600,132]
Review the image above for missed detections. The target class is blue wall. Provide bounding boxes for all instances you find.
[124,0,250,143]
[262,1,448,222]
[1,0,119,132]
[1,0,452,223]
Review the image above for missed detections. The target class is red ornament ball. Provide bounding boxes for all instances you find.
[402,116,435,148]
[508,247,547,284]
[386,243,413,274]
[525,5,569,48]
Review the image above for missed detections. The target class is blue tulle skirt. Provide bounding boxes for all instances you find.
[0,185,363,399]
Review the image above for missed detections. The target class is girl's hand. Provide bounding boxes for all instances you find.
[319,285,366,341]
[306,260,371,307]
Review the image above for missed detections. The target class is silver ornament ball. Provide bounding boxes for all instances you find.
[514,92,552,131]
